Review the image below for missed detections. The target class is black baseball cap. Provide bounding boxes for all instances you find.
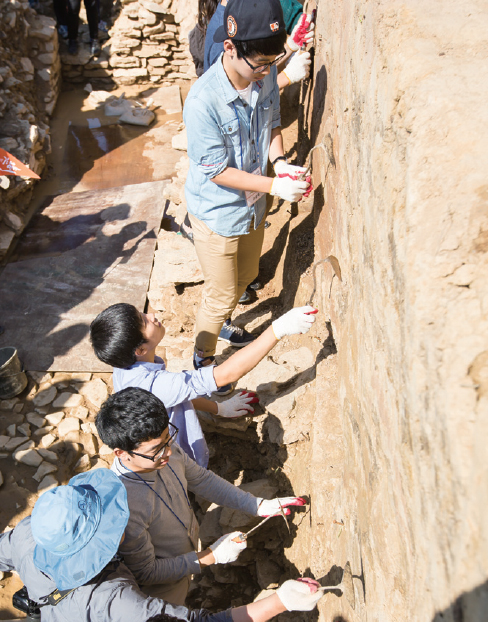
[214,0,286,43]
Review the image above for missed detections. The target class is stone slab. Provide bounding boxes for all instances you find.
[145,85,182,114]
[56,122,179,193]
[0,182,166,371]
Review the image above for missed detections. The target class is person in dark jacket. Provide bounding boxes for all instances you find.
[189,0,219,76]
[0,468,324,622]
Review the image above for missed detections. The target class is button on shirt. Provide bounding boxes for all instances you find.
[113,357,217,468]
[183,56,281,237]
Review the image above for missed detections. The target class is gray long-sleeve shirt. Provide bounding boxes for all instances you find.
[112,443,260,586]
[0,517,233,622]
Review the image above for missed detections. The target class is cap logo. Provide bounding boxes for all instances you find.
[270,21,279,32]
[227,15,237,37]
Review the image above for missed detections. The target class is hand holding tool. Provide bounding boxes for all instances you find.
[209,531,247,563]
[271,308,317,339]
[287,13,315,52]
[282,50,312,84]
[217,391,259,418]
[270,176,310,202]
[273,161,307,177]
[276,578,324,611]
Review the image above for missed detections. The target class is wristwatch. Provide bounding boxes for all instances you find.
[271,155,287,168]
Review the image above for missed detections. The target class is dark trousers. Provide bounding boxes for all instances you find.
[53,0,98,40]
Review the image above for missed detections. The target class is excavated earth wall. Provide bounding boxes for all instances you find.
[282,0,488,620]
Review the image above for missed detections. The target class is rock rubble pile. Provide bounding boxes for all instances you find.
[0,2,61,261]
[60,0,197,86]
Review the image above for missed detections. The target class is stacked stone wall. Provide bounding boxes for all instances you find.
[280,0,488,620]
[0,2,61,261]
[61,0,198,86]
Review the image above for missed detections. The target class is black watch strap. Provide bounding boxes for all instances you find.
[271,155,287,167]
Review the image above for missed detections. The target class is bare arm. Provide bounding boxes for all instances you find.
[268,126,284,164]
[211,167,273,193]
[232,593,286,622]
[191,398,218,415]
[277,71,291,89]
[213,326,278,387]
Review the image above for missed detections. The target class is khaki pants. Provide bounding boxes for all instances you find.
[141,576,190,606]
[189,213,266,357]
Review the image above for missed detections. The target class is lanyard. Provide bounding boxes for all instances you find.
[123,462,191,531]
[231,98,260,172]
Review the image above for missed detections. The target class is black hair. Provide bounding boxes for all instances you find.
[197,0,219,30]
[89,303,147,369]
[233,30,287,60]
[96,387,170,451]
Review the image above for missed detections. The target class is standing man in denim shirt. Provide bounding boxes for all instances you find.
[184,0,310,383]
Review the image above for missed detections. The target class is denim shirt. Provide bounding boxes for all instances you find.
[183,55,281,237]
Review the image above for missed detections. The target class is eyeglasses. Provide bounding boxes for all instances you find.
[129,423,179,462]
[241,51,287,74]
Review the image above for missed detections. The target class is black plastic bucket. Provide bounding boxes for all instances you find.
[0,347,28,400]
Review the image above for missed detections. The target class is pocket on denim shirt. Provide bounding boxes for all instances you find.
[220,118,241,167]
[258,95,275,129]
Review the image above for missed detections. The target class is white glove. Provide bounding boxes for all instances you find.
[287,14,315,52]
[270,176,309,202]
[217,391,258,418]
[282,51,311,84]
[273,160,307,177]
[276,578,323,611]
[257,496,307,517]
[271,307,317,340]
[209,531,247,564]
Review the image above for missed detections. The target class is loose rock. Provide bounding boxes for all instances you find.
[58,417,80,437]
[26,412,46,428]
[99,444,113,456]
[33,461,58,482]
[70,406,89,420]
[33,384,57,407]
[18,423,31,437]
[78,378,108,409]
[40,433,57,448]
[74,454,91,473]
[53,392,83,408]
[45,411,64,426]
[14,444,43,467]
[38,474,58,494]
[4,436,29,451]
[38,448,57,462]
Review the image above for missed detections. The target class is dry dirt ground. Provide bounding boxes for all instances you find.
[0,83,323,620]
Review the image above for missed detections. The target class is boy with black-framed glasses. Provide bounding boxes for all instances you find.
[96,388,308,606]
[183,0,312,376]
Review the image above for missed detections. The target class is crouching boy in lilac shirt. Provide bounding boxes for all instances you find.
[90,303,317,467]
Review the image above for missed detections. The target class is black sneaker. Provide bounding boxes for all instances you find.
[238,291,251,303]
[193,354,234,396]
[90,39,101,56]
[218,319,255,348]
[248,279,262,291]
[68,39,78,55]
